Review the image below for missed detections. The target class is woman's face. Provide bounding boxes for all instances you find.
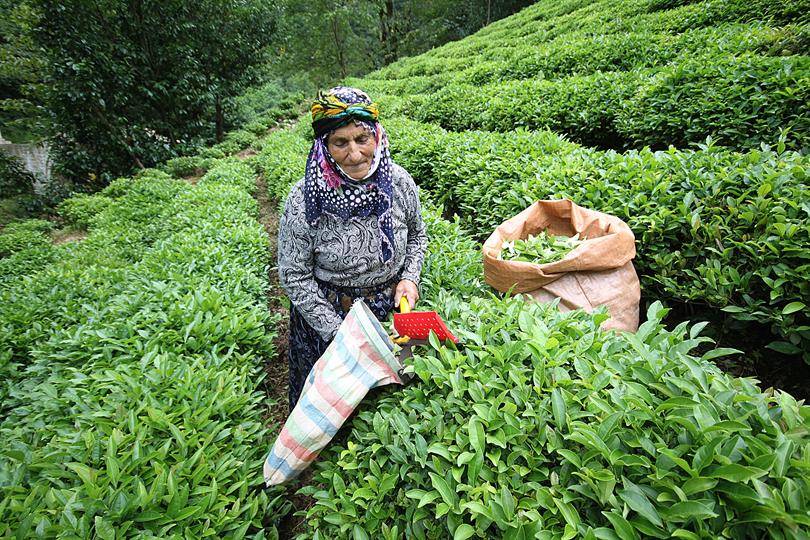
[327,122,377,180]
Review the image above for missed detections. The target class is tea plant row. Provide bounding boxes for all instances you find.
[399,54,807,152]
[0,219,58,290]
[380,116,809,361]
[368,23,804,84]
[0,160,289,538]
[356,0,809,152]
[255,124,810,540]
[382,0,806,64]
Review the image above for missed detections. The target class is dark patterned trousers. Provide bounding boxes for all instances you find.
[287,277,398,410]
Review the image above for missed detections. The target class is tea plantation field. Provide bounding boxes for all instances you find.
[1,0,808,538]
[256,0,810,537]
[355,0,810,366]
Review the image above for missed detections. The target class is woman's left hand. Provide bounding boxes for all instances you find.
[394,279,419,309]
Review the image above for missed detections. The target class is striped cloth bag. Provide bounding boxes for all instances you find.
[264,299,403,485]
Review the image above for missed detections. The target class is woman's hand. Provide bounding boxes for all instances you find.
[394,279,419,310]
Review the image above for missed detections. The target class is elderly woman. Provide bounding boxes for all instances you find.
[278,86,428,409]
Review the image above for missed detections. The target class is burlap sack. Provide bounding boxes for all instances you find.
[483,199,640,331]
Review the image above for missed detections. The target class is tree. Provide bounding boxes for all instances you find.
[267,0,379,89]
[0,0,48,143]
[30,0,276,185]
[266,0,535,90]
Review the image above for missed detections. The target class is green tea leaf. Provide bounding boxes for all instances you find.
[454,524,476,540]
[429,472,458,509]
[94,516,115,540]
[353,525,370,540]
[551,387,567,431]
[708,464,767,482]
[781,302,805,315]
[618,479,662,527]
[662,501,718,521]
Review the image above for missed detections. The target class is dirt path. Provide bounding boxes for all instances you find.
[253,170,315,538]
[254,174,291,424]
[51,228,88,245]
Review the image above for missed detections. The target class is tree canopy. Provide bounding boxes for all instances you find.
[266,0,535,88]
[2,0,533,186]
[30,0,276,185]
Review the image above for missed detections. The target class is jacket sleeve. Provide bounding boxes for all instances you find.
[277,183,343,341]
[398,169,428,286]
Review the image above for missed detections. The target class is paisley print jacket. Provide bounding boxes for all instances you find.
[278,163,428,341]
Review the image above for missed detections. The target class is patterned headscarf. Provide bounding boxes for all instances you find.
[304,86,395,262]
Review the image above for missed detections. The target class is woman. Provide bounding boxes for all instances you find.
[278,86,428,409]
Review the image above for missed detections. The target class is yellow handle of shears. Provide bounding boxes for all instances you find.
[399,296,411,314]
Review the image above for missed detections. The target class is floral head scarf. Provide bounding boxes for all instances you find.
[304,87,395,262]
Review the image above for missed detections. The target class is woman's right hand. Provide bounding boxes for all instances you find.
[394,279,419,310]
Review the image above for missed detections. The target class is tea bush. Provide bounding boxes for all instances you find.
[376,24,795,86]
[0,219,54,258]
[409,71,644,148]
[380,117,810,360]
[300,297,810,539]
[57,193,115,228]
[404,52,807,152]
[253,129,312,203]
[359,0,810,153]
[161,155,215,178]
[210,129,261,156]
[0,160,290,538]
[419,0,805,62]
[0,220,57,290]
[617,54,809,151]
[256,125,809,539]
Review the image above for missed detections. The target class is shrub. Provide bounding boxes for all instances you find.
[379,118,810,360]
[617,54,810,151]
[0,159,289,537]
[299,299,810,539]
[161,155,214,178]
[408,70,643,149]
[56,193,114,228]
[0,219,54,258]
[0,219,56,288]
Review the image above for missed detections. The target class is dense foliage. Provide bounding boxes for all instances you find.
[0,0,47,143]
[0,218,55,288]
[383,118,809,360]
[1,0,808,538]
[255,123,810,540]
[303,299,810,539]
[0,161,289,537]
[359,0,809,152]
[256,112,810,362]
[29,0,277,185]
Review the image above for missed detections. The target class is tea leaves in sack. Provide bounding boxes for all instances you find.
[499,231,585,263]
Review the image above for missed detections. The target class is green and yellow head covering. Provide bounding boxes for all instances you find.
[311,87,379,138]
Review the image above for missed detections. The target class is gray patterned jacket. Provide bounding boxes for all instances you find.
[278,163,428,341]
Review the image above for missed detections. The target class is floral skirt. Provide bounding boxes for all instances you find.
[287,277,398,409]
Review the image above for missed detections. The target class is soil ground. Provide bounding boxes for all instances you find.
[51,227,87,245]
[252,165,315,539]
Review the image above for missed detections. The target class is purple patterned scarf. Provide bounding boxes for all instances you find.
[304,87,395,262]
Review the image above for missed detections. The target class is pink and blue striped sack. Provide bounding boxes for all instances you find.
[264,299,403,485]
